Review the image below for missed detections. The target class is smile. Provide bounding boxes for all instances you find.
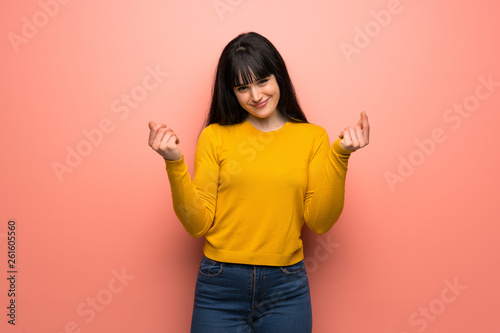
[251,99,269,108]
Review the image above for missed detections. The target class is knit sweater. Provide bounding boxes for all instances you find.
[164,119,351,266]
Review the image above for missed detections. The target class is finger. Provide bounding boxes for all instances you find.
[339,127,347,139]
[341,129,352,148]
[355,112,366,126]
[148,121,158,146]
[156,124,179,144]
[357,114,363,128]
[360,113,370,143]
[148,123,161,147]
[148,125,161,147]
[159,132,179,151]
[152,127,175,150]
[348,127,359,148]
[154,123,167,131]
[150,127,168,150]
[355,125,365,147]
[148,123,168,146]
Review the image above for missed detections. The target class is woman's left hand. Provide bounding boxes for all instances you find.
[339,112,370,152]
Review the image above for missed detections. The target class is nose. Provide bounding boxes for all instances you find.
[249,87,262,103]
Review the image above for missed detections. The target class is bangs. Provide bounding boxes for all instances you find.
[229,48,273,87]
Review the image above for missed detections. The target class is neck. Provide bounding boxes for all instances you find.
[246,112,286,132]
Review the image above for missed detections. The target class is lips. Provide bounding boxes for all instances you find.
[251,99,269,108]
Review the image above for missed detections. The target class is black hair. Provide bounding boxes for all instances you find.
[205,32,308,126]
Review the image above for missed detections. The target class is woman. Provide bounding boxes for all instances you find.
[148,32,369,332]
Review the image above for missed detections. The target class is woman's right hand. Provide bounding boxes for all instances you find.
[148,121,183,161]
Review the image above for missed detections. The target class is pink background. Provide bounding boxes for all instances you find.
[1,0,499,332]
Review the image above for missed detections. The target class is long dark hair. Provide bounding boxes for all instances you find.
[205,32,308,127]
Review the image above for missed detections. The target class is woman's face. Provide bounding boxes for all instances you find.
[232,74,280,120]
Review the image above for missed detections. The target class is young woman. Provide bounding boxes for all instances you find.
[148,32,369,332]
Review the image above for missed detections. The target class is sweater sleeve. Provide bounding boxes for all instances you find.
[304,131,352,234]
[164,126,220,238]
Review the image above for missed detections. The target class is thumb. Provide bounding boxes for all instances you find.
[358,112,367,127]
[148,121,157,130]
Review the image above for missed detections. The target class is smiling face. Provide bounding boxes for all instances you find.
[232,74,281,121]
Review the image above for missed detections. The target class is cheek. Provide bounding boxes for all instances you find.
[234,93,247,108]
[270,86,280,101]
[268,83,280,96]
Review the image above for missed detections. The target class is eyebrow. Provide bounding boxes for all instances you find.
[233,76,269,88]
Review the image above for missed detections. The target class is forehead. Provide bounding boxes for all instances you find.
[235,69,258,86]
[230,54,272,87]
[233,68,271,87]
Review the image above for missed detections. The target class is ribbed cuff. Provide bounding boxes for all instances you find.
[164,155,186,173]
[332,138,353,156]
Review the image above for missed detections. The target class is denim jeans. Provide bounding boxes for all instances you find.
[190,255,312,333]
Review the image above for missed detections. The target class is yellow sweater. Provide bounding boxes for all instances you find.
[164,119,352,266]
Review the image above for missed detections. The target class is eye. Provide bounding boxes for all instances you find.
[258,78,269,85]
[236,86,248,92]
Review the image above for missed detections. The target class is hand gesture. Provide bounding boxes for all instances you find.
[339,112,370,152]
[148,121,183,161]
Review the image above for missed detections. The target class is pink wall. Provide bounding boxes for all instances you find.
[1,0,499,332]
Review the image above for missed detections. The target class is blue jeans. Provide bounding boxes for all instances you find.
[190,255,313,333]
